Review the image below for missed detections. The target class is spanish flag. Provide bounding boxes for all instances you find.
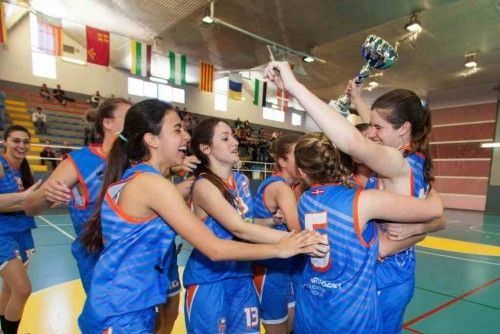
[0,2,7,44]
[199,62,214,92]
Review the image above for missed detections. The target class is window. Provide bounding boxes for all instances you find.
[31,52,57,79]
[143,81,158,98]
[263,107,285,123]
[128,77,144,96]
[172,88,185,104]
[158,84,173,102]
[214,77,228,111]
[292,113,302,126]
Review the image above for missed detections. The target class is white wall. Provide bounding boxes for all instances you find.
[0,15,307,132]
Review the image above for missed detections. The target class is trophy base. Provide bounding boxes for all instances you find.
[328,99,350,117]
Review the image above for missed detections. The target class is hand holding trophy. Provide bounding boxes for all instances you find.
[329,35,399,116]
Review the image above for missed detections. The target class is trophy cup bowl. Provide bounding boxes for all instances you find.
[329,35,399,116]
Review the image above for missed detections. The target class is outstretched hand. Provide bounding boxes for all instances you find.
[22,179,43,200]
[276,230,330,259]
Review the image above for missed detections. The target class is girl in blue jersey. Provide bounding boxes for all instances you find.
[0,125,37,334]
[26,98,131,294]
[252,134,301,334]
[77,100,326,334]
[265,63,445,333]
[184,118,327,334]
[293,132,443,333]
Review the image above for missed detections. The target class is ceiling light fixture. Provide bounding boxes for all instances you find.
[202,1,325,63]
[405,12,422,33]
[464,53,477,68]
[302,56,314,63]
[202,5,214,24]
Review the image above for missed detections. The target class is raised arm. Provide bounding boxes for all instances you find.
[264,61,409,180]
[192,178,290,244]
[141,175,328,261]
[346,79,371,123]
[25,158,75,216]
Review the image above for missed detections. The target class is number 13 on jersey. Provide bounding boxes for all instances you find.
[304,211,331,272]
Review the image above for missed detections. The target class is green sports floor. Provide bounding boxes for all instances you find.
[8,209,500,334]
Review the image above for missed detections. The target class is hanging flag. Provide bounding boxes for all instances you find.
[253,78,267,107]
[169,50,186,85]
[228,73,243,100]
[86,26,110,66]
[276,89,289,111]
[0,2,7,44]
[37,13,63,56]
[199,62,214,92]
[130,40,152,77]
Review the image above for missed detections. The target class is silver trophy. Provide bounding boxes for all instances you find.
[329,35,399,116]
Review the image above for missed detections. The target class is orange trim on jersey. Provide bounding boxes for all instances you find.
[414,151,425,159]
[225,174,236,190]
[186,284,199,320]
[104,173,158,224]
[252,264,267,301]
[353,189,375,248]
[88,144,109,160]
[409,169,415,197]
[352,175,365,188]
[400,144,413,153]
[102,329,111,334]
[66,155,89,210]
[2,154,21,171]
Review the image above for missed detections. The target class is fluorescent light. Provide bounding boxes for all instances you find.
[61,56,87,65]
[202,16,214,24]
[464,60,477,68]
[368,81,379,87]
[405,22,422,33]
[149,76,168,84]
[302,56,314,63]
[481,142,500,148]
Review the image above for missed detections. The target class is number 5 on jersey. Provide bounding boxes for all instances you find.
[304,211,331,272]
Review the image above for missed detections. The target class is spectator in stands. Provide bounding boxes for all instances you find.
[40,83,51,102]
[32,107,47,134]
[58,140,72,159]
[0,91,5,131]
[88,90,102,108]
[53,84,75,106]
[40,139,57,170]
[83,109,97,145]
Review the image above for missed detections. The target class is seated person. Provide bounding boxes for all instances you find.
[53,84,75,105]
[40,139,57,170]
[32,107,47,134]
[88,91,102,108]
[40,83,51,101]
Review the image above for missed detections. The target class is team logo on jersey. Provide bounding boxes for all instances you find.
[97,170,104,181]
[311,188,325,196]
[217,317,226,334]
[241,180,249,195]
[14,176,24,191]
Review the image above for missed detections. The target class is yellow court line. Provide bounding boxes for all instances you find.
[417,236,500,257]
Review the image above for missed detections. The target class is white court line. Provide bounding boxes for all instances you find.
[416,249,500,266]
[37,216,75,241]
[38,224,73,227]
[469,225,500,236]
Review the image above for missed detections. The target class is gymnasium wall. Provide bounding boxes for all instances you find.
[427,84,498,211]
[0,15,307,132]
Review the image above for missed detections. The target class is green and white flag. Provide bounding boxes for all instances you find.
[253,78,267,107]
[169,50,186,85]
[130,40,152,77]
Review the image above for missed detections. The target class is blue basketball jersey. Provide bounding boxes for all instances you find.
[376,151,429,289]
[0,155,36,234]
[66,145,107,237]
[295,184,381,333]
[253,174,289,232]
[81,163,177,325]
[183,171,254,286]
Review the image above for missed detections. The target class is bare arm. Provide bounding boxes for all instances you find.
[384,215,447,240]
[25,158,76,216]
[272,182,301,232]
[264,61,409,180]
[139,175,328,261]
[346,79,371,123]
[358,188,444,230]
[192,179,289,244]
[378,227,426,259]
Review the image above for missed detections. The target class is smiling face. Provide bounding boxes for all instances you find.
[5,130,31,162]
[369,108,405,148]
[152,110,191,169]
[205,122,240,167]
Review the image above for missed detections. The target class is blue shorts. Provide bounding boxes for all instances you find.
[378,277,415,334]
[185,277,259,334]
[253,264,294,324]
[0,230,35,270]
[167,262,181,297]
[79,300,157,334]
[71,240,99,294]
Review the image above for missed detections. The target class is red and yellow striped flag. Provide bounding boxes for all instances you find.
[54,26,63,56]
[199,62,214,92]
[0,2,7,44]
